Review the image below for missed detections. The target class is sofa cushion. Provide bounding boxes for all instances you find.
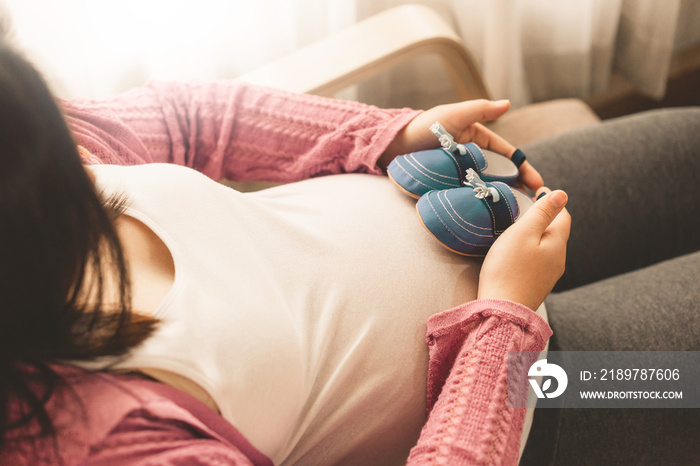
[487,98,600,147]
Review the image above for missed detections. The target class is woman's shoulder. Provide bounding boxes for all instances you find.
[90,162,211,184]
[90,163,237,211]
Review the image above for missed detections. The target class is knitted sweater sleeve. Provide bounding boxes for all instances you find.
[61,81,420,182]
[407,299,552,466]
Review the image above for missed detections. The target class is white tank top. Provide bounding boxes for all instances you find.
[91,164,547,465]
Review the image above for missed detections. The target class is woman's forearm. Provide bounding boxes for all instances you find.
[407,299,551,466]
[62,80,419,181]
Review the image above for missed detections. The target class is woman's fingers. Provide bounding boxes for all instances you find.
[544,196,572,244]
[519,161,544,191]
[525,188,571,271]
[467,123,544,192]
[453,99,511,126]
[534,186,549,199]
[520,189,569,236]
[389,99,544,191]
[468,122,515,156]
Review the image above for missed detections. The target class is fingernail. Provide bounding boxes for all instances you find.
[551,190,568,209]
[510,148,527,167]
[494,99,510,105]
[536,192,547,200]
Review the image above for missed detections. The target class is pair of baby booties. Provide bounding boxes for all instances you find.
[387,122,531,256]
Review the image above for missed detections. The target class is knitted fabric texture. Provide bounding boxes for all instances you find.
[408,300,550,465]
[61,80,419,181]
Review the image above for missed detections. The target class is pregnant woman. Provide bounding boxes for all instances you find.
[1,36,697,465]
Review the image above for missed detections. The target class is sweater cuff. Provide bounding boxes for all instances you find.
[427,299,553,349]
[353,107,422,175]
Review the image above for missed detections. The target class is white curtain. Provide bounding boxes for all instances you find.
[355,0,685,108]
[2,0,355,99]
[1,0,692,106]
[614,0,684,99]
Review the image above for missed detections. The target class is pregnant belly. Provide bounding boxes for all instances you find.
[248,174,482,465]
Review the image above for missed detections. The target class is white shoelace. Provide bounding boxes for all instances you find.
[430,121,467,156]
[465,168,500,202]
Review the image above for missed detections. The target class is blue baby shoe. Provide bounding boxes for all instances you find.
[416,168,533,256]
[387,122,526,199]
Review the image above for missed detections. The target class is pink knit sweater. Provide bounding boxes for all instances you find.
[5,81,551,465]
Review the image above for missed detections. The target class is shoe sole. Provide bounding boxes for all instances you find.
[415,203,486,258]
[387,170,421,200]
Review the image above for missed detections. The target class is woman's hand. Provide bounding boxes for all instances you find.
[477,187,571,311]
[380,99,543,191]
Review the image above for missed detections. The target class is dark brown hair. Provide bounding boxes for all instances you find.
[0,41,158,454]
